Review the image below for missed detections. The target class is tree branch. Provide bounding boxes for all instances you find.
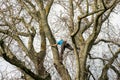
[94,39,120,47]
[28,27,36,53]
[18,0,38,21]
[0,28,35,62]
[110,65,120,78]
[45,0,54,16]
[78,8,104,20]
[0,40,44,80]
[68,0,74,33]
[98,48,120,80]
[101,0,107,9]
[71,18,81,37]
[0,29,30,37]
[35,0,71,79]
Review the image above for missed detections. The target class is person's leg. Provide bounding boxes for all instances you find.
[65,43,73,50]
[60,41,66,60]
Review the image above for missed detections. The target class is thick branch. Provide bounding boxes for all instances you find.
[3,53,43,80]
[86,11,104,48]
[35,0,71,80]
[71,18,81,37]
[71,35,80,80]
[101,0,107,9]
[110,65,120,77]
[45,0,54,16]
[0,29,35,62]
[35,21,50,78]
[0,40,44,80]
[86,0,89,13]
[68,0,74,33]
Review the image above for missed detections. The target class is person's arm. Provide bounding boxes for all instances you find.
[51,43,58,47]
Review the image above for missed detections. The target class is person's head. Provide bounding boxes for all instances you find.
[60,39,63,41]
[62,38,67,41]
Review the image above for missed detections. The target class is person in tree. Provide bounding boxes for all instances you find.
[52,39,73,60]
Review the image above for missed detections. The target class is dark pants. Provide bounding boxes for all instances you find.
[60,41,73,60]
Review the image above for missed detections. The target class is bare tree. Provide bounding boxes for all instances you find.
[0,0,120,80]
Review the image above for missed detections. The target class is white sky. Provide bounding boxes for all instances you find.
[0,1,120,80]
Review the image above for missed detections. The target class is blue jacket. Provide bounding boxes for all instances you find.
[57,39,64,45]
